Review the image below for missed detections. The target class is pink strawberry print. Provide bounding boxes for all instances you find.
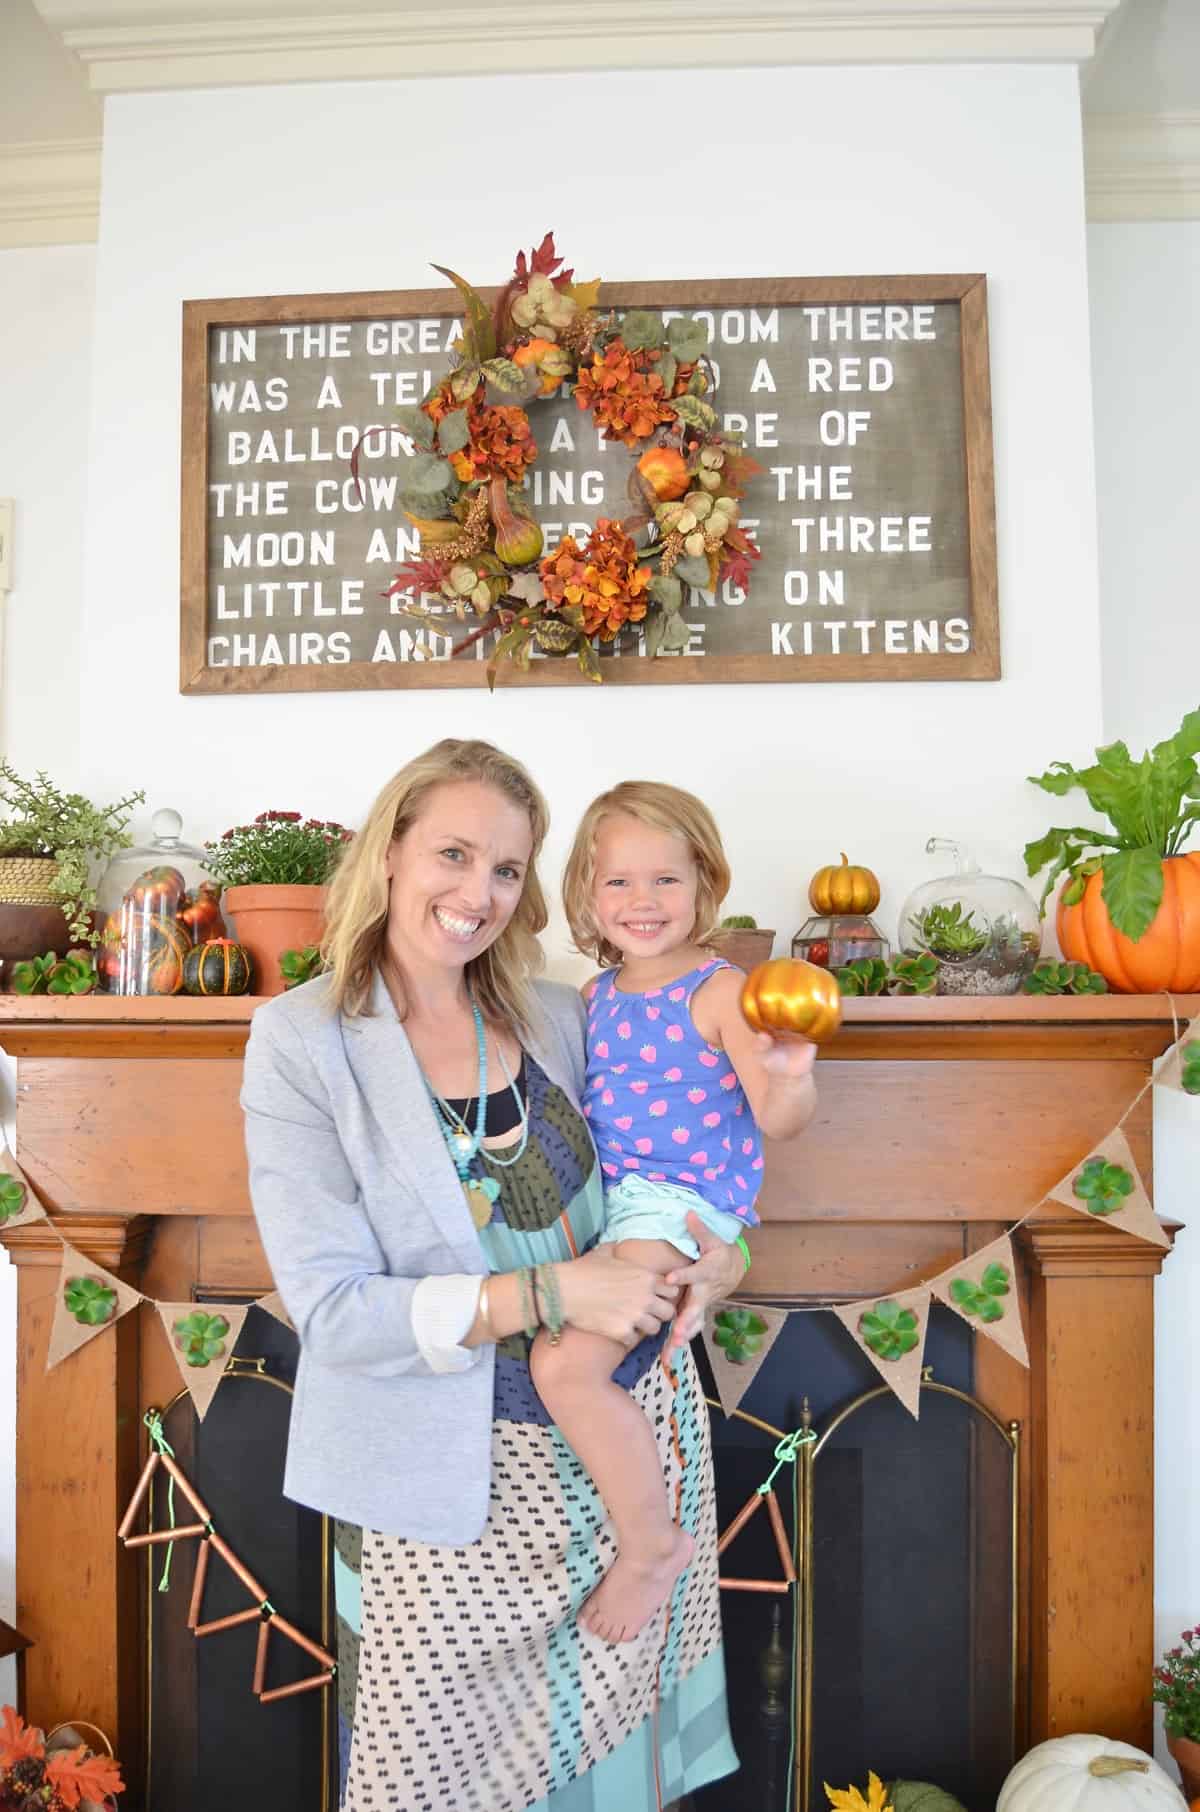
[752,1156,764,1170]
[687,1087,707,1104]
[664,1066,683,1083]
[720,1071,737,1090]
[648,1099,668,1117]
[704,1167,719,1181]
[648,1172,667,1182]
[735,1174,748,1190]
[614,1115,633,1131]
[602,1162,619,1178]
[703,1111,721,1128]
[611,1062,628,1074]
[645,1005,661,1020]
[601,1089,614,1106]
[672,1127,691,1144]
[594,1040,609,1059]
[583,1104,592,1118]
[630,1080,649,1095]
[669,986,686,1002]
[639,1044,657,1064]
[689,1151,708,1165]
[666,1025,684,1043]
[617,1021,631,1040]
[679,1171,697,1184]
[698,1050,719,1068]
[635,1137,653,1155]
[623,1157,641,1170]
[742,1137,755,1155]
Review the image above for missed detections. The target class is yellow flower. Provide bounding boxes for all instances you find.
[824,1772,893,1812]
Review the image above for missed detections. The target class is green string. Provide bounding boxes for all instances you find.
[756,1427,815,1497]
[143,1411,178,1594]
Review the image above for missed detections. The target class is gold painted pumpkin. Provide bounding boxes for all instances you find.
[1057,853,1200,992]
[809,853,881,915]
[740,958,842,1044]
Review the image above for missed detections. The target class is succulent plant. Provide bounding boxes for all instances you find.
[1072,1155,1135,1217]
[1021,960,1108,995]
[11,949,99,995]
[64,1275,118,1326]
[279,944,327,989]
[858,1299,920,1361]
[10,952,58,995]
[712,1306,768,1364]
[720,915,758,930]
[172,1310,231,1368]
[1181,1041,1200,1096]
[948,1262,1011,1323]
[0,1175,27,1224]
[909,901,989,959]
[836,957,889,996]
[888,953,940,995]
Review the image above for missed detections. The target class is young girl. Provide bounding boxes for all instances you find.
[534,781,817,1644]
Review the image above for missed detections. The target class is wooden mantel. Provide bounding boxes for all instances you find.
[0,991,1191,1805]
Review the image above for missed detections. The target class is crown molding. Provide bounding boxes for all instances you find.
[33,0,1122,94]
[0,137,100,248]
[1084,112,1200,222]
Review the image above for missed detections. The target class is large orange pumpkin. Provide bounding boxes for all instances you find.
[809,853,881,915]
[741,958,842,1043]
[1057,852,1200,992]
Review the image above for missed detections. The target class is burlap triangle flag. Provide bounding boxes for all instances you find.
[46,1240,143,1369]
[0,1146,48,1234]
[929,1234,1029,1369]
[832,1286,931,1420]
[701,1299,789,1416]
[1044,1123,1168,1249]
[1153,1021,1200,1101]
[156,1302,249,1420]
[255,1289,295,1333]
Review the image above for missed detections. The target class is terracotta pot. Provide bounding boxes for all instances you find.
[709,927,776,972]
[222,884,325,997]
[1168,1731,1200,1800]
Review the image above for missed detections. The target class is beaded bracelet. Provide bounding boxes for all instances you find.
[534,1262,564,1345]
[516,1266,540,1341]
[735,1234,752,1276]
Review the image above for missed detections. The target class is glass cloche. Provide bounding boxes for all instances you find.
[96,808,225,995]
[898,838,1041,996]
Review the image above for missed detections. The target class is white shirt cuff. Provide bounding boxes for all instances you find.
[411,1274,487,1374]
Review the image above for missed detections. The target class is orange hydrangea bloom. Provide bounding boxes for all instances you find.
[540,520,651,641]
[574,343,677,448]
[449,403,536,484]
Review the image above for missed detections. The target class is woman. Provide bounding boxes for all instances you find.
[241,739,746,1812]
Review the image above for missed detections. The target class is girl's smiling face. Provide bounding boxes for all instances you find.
[591,812,699,962]
[385,780,533,975]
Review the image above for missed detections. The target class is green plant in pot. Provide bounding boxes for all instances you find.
[0,765,143,978]
[712,914,774,971]
[204,813,353,999]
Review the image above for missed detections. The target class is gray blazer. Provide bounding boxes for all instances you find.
[240,970,588,1541]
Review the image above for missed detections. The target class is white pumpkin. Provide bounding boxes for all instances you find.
[997,1735,1187,1812]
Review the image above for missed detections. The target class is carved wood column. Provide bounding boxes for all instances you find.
[1018,1215,1175,1752]
[0,1213,151,1772]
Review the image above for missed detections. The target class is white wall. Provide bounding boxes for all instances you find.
[1088,218,1200,1765]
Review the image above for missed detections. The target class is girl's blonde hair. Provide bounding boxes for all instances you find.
[322,739,549,1027]
[562,780,731,967]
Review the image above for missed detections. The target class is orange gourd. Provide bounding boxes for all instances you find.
[1057,853,1200,992]
[740,958,842,1044]
[809,853,881,916]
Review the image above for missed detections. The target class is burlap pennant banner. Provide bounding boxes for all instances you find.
[832,1286,931,1420]
[46,1242,143,1370]
[255,1290,295,1333]
[0,1147,48,1235]
[929,1234,1029,1370]
[701,1299,789,1416]
[1153,1021,1200,1100]
[1044,1124,1169,1249]
[155,1302,249,1421]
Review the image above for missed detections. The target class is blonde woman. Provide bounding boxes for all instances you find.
[240,740,743,1812]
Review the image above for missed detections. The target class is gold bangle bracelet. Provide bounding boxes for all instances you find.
[477,1278,494,1340]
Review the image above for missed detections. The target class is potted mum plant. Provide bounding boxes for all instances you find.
[0,764,143,977]
[1024,707,1200,992]
[203,812,352,996]
[1154,1625,1200,1799]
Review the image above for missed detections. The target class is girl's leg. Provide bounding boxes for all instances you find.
[530,1237,693,1643]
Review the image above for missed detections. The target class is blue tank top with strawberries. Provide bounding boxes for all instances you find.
[582,956,764,1223]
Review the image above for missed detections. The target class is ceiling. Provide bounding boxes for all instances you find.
[1,0,1197,244]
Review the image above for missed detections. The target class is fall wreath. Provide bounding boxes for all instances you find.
[367,233,761,684]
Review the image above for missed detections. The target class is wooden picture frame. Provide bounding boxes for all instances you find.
[180,275,998,693]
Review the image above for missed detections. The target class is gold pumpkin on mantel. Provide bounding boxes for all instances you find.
[809,854,881,916]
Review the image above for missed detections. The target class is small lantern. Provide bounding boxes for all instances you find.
[792,854,889,970]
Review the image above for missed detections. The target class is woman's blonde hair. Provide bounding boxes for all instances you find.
[322,739,549,1027]
[562,780,731,967]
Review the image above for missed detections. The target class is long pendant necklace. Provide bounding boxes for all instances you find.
[426,999,530,1233]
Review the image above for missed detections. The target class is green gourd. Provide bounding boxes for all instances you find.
[888,1784,968,1812]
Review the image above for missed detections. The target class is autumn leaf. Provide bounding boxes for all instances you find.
[45,1743,125,1809]
[824,1771,893,1812]
[0,1703,44,1765]
[563,276,602,312]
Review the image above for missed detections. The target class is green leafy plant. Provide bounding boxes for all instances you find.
[836,957,889,996]
[719,915,757,930]
[909,901,988,959]
[203,813,353,888]
[1024,707,1200,938]
[0,764,143,945]
[1021,960,1108,995]
[0,1176,27,1225]
[10,953,58,994]
[1181,1042,1200,1096]
[887,953,940,995]
[11,950,99,995]
[64,1275,117,1326]
[948,1262,1011,1323]
[1153,1626,1200,1742]
[858,1299,920,1362]
[1072,1155,1135,1217]
[280,944,327,989]
[712,1307,767,1364]
[172,1310,231,1368]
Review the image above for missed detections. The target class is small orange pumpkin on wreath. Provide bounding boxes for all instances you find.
[359,233,762,687]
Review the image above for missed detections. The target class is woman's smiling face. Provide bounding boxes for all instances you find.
[385,780,534,975]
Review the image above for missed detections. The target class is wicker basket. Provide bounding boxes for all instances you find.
[0,856,61,906]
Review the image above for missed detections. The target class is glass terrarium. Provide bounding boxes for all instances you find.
[898,838,1041,996]
[96,808,224,995]
[792,914,890,970]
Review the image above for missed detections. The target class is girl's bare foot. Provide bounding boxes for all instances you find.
[579,1527,695,1643]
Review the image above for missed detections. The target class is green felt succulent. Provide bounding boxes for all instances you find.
[859,1299,920,1362]
[0,1175,26,1225]
[888,953,939,995]
[1181,1042,1200,1096]
[64,1275,118,1326]
[949,1262,1011,1323]
[172,1310,231,1368]
[909,901,988,958]
[836,957,889,996]
[712,1307,768,1365]
[10,952,59,995]
[1072,1155,1135,1217]
[1021,960,1108,995]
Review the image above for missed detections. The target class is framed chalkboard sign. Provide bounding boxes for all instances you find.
[180,275,997,693]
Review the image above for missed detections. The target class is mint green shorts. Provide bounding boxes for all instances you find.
[598,1173,748,1260]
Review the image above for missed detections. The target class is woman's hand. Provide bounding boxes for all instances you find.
[663,1213,747,1352]
[556,1246,680,1346]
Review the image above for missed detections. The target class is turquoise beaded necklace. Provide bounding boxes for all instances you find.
[426,998,529,1230]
